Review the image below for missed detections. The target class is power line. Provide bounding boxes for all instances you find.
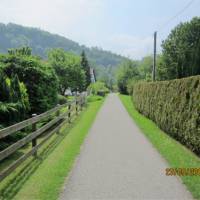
[152,0,196,81]
[157,0,196,32]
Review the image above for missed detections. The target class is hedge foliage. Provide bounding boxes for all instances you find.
[132,76,200,155]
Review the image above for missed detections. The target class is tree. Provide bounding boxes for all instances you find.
[0,73,30,126]
[81,51,91,89]
[117,60,140,94]
[97,65,116,91]
[8,46,32,56]
[48,49,86,94]
[158,17,200,80]
[138,56,152,80]
[1,47,58,114]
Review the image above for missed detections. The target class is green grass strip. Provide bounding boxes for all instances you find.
[119,94,200,200]
[12,99,104,200]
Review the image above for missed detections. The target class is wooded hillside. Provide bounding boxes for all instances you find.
[0,23,126,68]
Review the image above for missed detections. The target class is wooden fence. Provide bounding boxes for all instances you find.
[0,94,86,182]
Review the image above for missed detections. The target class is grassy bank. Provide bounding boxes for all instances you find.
[1,97,104,200]
[119,94,200,199]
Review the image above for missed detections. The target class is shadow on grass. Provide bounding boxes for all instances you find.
[0,151,25,172]
[0,118,77,200]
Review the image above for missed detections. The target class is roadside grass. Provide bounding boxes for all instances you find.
[119,94,200,200]
[0,98,104,200]
[87,94,104,102]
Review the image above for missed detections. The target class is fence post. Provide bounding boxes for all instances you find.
[75,97,79,115]
[32,113,37,157]
[83,95,86,106]
[68,104,71,123]
[56,104,60,134]
[80,96,83,111]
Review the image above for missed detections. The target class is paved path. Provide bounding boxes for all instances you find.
[60,94,192,200]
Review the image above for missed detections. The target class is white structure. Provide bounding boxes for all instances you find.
[90,68,96,83]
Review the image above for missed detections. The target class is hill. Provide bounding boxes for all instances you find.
[0,23,127,67]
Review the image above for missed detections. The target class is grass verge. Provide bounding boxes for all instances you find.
[1,98,104,200]
[119,94,200,200]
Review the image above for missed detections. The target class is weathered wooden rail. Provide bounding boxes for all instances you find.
[0,94,86,182]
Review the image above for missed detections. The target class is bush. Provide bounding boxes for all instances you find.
[0,49,58,114]
[0,73,30,150]
[0,73,30,126]
[58,94,68,105]
[87,81,109,97]
[127,79,139,95]
[132,76,200,155]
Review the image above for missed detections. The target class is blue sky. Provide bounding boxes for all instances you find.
[0,0,199,59]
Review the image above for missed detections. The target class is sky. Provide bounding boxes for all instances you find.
[0,0,199,59]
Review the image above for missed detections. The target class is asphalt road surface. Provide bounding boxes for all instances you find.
[60,94,192,200]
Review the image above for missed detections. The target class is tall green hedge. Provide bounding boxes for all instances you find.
[132,76,200,155]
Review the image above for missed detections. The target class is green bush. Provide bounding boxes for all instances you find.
[0,73,30,126]
[132,76,200,155]
[0,73,30,150]
[0,48,58,114]
[87,81,109,97]
[58,94,68,105]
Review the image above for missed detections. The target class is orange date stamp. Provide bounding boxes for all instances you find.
[166,168,200,176]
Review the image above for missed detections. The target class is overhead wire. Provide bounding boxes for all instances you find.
[156,0,196,33]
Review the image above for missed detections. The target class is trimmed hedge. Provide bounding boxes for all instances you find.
[132,76,200,155]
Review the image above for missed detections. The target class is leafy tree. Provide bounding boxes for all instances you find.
[48,49,86,94]
[0,47,58,114]
[117,60,140,94]
[138,56,152,80]
[81,51,91,89]
[8,46,32,56]
[97,65,116,90]
[158,17,200,80]
[0,73,30,126]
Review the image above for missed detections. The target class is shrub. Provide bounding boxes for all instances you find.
[127,79,140,95]
[0,73,30,150]
[87,81,109,97]
[58,94,68,105]
[0,73,30,126]
[0,49,58,114]
[132,76,200,155]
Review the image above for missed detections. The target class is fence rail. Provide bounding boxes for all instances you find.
[0,94,86,182]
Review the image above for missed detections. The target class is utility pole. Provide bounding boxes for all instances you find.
[152,31,157,81]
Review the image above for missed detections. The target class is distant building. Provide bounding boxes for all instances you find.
[64,89,72,96]
[90,68,96,83]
